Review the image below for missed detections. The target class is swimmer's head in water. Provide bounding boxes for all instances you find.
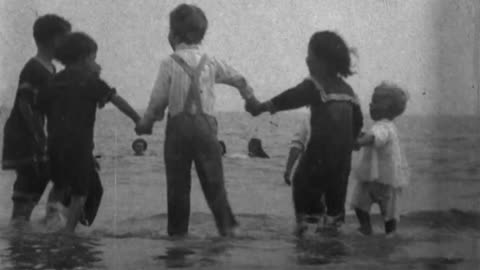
[248,138,270,159]
[132,138,148,156]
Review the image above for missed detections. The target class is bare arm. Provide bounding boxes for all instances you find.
[110,94,141,123]
[284,147,303,186]
[247,80,317,117]
[356,133,374,147]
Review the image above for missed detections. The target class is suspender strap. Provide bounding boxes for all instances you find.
[170,54,209,114]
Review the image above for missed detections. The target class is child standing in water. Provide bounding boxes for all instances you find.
[2,14,71,225]
[247,31,363,235]
[351,82,409,236]
[43,32,140,232]
[135,4,259,237]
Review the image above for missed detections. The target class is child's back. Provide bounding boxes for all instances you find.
[41,32,139,232]
[247,31,363,233]
[136,4,259,237]
[45,68,113,148]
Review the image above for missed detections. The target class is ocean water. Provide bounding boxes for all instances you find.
[0,110,479,269]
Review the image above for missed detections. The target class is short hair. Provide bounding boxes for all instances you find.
[33,14,71,46]
[132,138,148,150]
[169,4,208,44]
[308,31,353,78]
[374,82,409,118]
[55,32,98,65]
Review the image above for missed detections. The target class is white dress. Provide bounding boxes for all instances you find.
[351,119,410,220]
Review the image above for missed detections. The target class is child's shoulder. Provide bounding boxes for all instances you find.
[371,120,396,136]
[19,58,50,80]
[329,78,355,95]
[296,77,318,90]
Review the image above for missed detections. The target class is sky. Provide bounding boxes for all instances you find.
[0,0,479,114]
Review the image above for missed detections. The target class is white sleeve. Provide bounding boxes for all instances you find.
[370,122,390,147]
[211,57,254,100]
[144,59,171,123]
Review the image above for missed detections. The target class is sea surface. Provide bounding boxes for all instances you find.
[0,110,479,269]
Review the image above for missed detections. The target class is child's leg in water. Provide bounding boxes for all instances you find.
[385,219,397,235]
[193,116,238,237]
[64,195,86,232]
[355,208,373,235]
[45,186,69,220]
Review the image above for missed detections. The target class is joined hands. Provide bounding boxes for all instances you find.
[135,118,153,135]
[245,96,268,117]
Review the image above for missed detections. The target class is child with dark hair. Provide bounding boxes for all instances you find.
[247,31,363,235]
[2,14,71,224]
[40,32,140,232]
[136,4,260,237]
[351,82,409,236]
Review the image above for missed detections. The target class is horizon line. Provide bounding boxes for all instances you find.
[0,105,478,117]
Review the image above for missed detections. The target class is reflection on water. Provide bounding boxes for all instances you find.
[0,228,104,270]
[154,238,231,268]
[0,211,478,270]
[295,237,350,265]
[156,247,197,268]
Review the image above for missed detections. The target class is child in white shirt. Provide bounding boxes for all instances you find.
[351,82,409,236]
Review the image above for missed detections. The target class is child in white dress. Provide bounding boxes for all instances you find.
[351,82,409,236]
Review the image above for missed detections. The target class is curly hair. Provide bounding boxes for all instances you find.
[374,82,409,119]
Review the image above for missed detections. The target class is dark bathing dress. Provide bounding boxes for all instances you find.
[39,67,115,225]
[267,77,363,223]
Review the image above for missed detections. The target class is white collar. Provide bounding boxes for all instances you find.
[174,43,200,52]
[33,56,55,74]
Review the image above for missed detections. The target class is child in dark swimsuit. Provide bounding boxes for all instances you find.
[42,32,140,233]
[2,14,71,225]
[247,31,363,235]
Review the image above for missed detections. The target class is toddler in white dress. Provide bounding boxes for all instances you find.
[351,82,409,236]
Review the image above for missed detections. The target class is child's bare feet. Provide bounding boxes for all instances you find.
[385,232,399,239]
[294,221,308,237]
[56,226,77,237]
[357,226,373,236]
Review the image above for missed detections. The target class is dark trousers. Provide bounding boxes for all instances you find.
[164,113,237,236]
[12,165,49,204]
[292,152,351,222]
[292,159,325,222]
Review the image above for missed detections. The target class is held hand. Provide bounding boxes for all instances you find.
[354,131,373,149]
[135,119,153,135]
[135,125,152,136]
[283,171,292,186]
[245,97,264,117]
